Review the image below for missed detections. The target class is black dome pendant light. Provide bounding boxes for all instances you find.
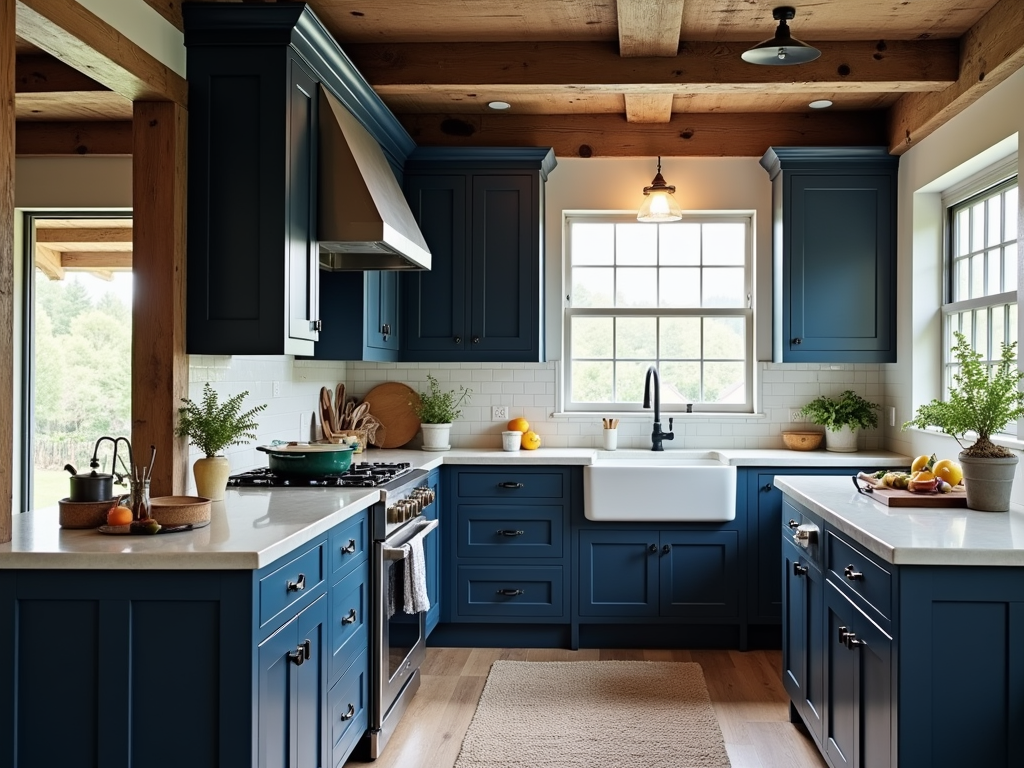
[741,6,821,65]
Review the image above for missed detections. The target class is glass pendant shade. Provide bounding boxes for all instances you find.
[637,158,683,222]
[742,6,820,65]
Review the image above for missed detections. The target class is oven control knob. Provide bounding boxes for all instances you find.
[387,504,401,524]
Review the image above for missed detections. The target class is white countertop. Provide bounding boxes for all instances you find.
[0,447,909,571]
[775,475,1024,567]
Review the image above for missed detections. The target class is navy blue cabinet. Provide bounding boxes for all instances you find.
[184,6,321,355]
[310,269,401,362]
[402,149,556,362]
[760,147,898,363]
[423,468,442,636]
[782,532,824,745]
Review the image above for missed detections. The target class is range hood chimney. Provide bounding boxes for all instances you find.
[317,86,431,271]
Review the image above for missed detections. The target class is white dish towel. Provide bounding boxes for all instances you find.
[403,526,431,614]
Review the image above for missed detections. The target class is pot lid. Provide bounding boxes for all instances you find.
[257,442,354,454]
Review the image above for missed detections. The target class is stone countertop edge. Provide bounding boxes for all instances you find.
[775,475,1024,567]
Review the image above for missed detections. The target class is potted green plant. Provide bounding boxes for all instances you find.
[412,374,472,451]
[798,390,880,452]
[176,382,267,500]
[902,331,1024,511]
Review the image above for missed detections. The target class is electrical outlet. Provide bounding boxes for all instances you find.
[790,409,806,422]
[492,405,509,421]
[273,381,281,397]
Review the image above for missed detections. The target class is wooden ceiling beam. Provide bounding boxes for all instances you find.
[15,120,132,156]
[617,0,684,57]
[624,94,673,123]
[59,252,133,270]
[16,53,106,92]
[399,111,888,158]
[888,0,1024,154]
[33,244,65,280]
[345,39,959,92]
[15,0,187,105]
[36,227,133,245]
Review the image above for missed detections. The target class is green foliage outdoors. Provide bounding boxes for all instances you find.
[902,331,1024,458]
[799,390,880,432]
[176,382,267,457]
[412,374,472,424]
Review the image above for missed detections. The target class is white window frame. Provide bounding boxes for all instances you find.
[562,212,754,414]
[941,159,1018,435]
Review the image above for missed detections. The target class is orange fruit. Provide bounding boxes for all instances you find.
[507,417,530,433]
[520,430,541,450]
[107,505,133,526]
[932,459,963,486]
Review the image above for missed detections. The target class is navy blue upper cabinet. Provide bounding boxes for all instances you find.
[311,269,400,362]
[760,147,898,363]
[402,148,556,362]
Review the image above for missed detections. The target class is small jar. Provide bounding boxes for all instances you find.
[502,431,522,452]
[130,478,152,521]
[602,428,618,451]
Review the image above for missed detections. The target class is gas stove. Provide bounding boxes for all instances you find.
[227,461,414,488]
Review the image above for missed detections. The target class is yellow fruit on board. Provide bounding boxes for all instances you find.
[911,470,935,483]
[932,459,963,487]
[521,431,541,450]
[507,417,530,433]
[911,454,935,473]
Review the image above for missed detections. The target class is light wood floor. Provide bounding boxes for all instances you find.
[345,647,828,768]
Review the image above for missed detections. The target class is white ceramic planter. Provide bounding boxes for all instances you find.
[825,425,858,452]
[420,423,452,451]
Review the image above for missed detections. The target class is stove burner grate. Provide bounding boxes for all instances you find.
[227,462,413,488]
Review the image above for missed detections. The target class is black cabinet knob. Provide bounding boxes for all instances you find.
[662,544,671,554]
[762,483,773,492]
[340,539,356,555]
[288,639,311,666]
[792,337,802,345]
[454,335,462,344]
[472,336,480,343]
[787,519,800,529]
[341,608,357,625]
[340,704,356,722]
[287,573,306,592]
[844,564,864,581]
[649,544,657,553]
[793,563,808,576]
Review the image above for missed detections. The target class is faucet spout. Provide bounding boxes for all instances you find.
[642,365,675,451]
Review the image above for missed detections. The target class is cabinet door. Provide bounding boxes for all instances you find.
[403,174,469,354]
[784,173,894,362]
[469,174,537,354]
[423,469,442,636]
[578,530,659,617]
[258,595,327,768]
[824,582,892,768]
[782,537,825,745]
[659,531,739,618]
[286,55,320,351]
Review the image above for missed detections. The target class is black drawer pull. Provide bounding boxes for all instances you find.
[498,482,525,489]
[341,608,357,625]
[287,573,306,592]
[787,519,800,529]
[793,563,808,576]
[340,704,356,722]
[497,529,525,536]
[838,626,866,649]
[844,564,864,581]
[340,539,357,555]
[288,639,311,666]
[497,588,525,596]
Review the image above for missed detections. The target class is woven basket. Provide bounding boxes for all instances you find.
[782,431,824,451]
[59,497,116,528]
[150,496,212,526]
[329,429,368,453]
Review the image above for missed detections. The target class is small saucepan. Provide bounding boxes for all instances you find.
[257,442,355,476]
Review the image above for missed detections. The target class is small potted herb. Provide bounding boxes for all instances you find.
[176,382,267,500]
[412,374,472,451]
[798,390,880,452]
[902,331,1024,511]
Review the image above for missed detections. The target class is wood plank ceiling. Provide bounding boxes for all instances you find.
[13,0,1024,159]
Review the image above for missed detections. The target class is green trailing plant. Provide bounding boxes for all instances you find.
[798,390,880,432]
[412,374,472,424]
[902,331,1024,458]
[176,382,267,457]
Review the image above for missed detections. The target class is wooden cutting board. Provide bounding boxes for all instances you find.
[361,383,421,448]
[867,485,968,508]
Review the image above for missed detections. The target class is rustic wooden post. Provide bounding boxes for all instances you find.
[1,0,14,542]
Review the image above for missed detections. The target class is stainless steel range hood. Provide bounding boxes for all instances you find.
[317,86,431,271]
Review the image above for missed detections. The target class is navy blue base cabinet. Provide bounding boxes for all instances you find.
[760,147,898,364]
[782,492,1024,768]
[0,511,370,768]
[402,148,556,363]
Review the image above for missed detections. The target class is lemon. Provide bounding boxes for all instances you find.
[910,454,935,473]
[932,459,963,486]
[521,430,541,450]
[507,417,530,433]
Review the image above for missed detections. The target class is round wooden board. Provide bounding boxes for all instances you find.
[362,383,422,448]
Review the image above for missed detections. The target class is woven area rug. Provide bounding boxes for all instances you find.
[455,660,731,768]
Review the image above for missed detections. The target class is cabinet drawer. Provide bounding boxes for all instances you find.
[826,531,891,620]
[456,504,563,558]
[330,512,369,582]
[259,542,326,628]
[329,565,369,687]
[329,647,368,768]
[456,565,564,618]
[456,471,563,499]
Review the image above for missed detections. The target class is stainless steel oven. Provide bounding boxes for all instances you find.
[366,472,438,759]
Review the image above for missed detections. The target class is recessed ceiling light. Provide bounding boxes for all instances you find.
[809,99,833,109]
[487,101,511,110]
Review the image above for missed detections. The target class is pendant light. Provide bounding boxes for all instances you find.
[741,6,820,65]
[637,157,682,222]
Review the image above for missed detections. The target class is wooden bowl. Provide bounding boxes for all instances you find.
[59,497,117,528]
[782,431,824,451]
[150,496,212,526]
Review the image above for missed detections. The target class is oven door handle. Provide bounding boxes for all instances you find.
[383,518,440,559]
